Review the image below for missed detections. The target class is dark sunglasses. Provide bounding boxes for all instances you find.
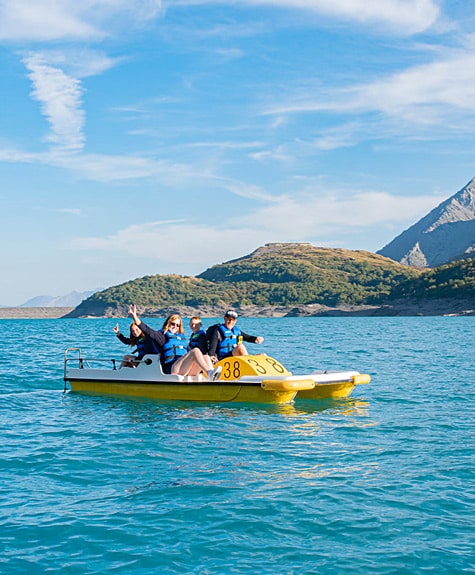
[169,321,181,327]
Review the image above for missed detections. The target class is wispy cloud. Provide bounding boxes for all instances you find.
[0,0,440,44]
[305,123,362,151]
[271,0,440,33]
[59,208,82,215]
[235,189,445,235]
[0,145,220,185]
[266,41,475,133]
[366,54,475,122]
[225,182,277,201]
[33,48,124,79]
[175,0,440,34]
[0,0,163,42]
[0,1,98,41]
[23,53,85,152]
[72,220,263,271]
[71,186,445,271]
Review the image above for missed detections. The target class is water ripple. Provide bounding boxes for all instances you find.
[0,318,473,574]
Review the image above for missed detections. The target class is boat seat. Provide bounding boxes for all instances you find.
[138,355,184,380]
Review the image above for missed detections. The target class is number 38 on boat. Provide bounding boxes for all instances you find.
[64,349,370,405]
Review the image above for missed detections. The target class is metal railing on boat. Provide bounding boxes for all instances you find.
[63,347,154,391]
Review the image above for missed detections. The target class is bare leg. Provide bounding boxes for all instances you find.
[172,348,214,376]
[232,344,249,356]
[232,344,265,357]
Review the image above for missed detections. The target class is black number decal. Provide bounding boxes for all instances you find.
[265,357,286,373]
[247,358,267,375]
[233,361,241,379]
[223,361,232,379]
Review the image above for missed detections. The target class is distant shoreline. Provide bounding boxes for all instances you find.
[1,298,474,318]
[0,307,74,319]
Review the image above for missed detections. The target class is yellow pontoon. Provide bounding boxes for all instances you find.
[64,348,370,405]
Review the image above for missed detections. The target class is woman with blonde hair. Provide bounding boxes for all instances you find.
[128,305,220,380]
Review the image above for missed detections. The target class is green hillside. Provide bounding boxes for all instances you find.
[69,243,425,317]
[390,258,475,299]
[198,243,420,305]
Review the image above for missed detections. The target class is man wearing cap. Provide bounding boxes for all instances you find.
[207,310,264,363]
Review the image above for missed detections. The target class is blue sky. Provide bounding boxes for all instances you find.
[1,1,474,305]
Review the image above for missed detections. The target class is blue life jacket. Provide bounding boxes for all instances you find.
[135,337,146,359]
[189,330,207,353]
[162,330,188,364]
[217,324,242,360]
[135,336,159,360]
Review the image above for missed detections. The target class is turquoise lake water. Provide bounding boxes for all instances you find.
[0,317,473,574]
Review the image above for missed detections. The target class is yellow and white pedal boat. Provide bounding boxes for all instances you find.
[64,348,370,405]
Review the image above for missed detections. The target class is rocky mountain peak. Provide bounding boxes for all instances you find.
[378,178,475,267]
[426,178,475,231]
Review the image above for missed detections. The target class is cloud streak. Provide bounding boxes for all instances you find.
[0,145,216,184]
[265,42,475,135]
[236,189,445,234]
[0,0,163,42]
[71,187,445,272]
[175,0,440,34]
[23,54,85,151]
[0,0,440,44]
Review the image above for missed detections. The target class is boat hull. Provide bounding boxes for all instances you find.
[297,381,356,399]
[297,372,371,400]
[68,378,298,404]
[64,351,370,404]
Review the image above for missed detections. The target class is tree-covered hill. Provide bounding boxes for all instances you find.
[197,243,421,305]
[68,243,426,317]
[389,258,475,300]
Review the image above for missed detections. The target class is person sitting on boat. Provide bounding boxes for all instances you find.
[188,316,209,354]
[113,321,159,368]
[207,310,264,363]
[128,305,221,380]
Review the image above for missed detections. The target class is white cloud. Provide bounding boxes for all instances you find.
[0,0,440,43]
[32,49,123,79]
[248,145,290,162]
[0,146,206,184]
[175,0,440,34]
[306,123,361,151]
[68,152,219,184]
[23,54,85,151]
[72,220,268,273]
[225,182,278,201]
[0,0,163,42]
[60,208,82,215]
[235,189,445,236]
[267,43,475,128]
[70,187,445,271]
[0,1,98,41]
[352,50,475,122]
[307,0,439,33]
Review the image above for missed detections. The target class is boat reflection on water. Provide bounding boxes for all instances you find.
[65,390,371,428]
[293,397,370,417]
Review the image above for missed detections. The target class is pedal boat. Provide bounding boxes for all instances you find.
[64,348,370,405]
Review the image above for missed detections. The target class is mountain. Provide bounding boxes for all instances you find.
[377,177,475,267]
[66,243,421,317]
[20,290,99,308]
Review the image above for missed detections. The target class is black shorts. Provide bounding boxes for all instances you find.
[162,362,173,375]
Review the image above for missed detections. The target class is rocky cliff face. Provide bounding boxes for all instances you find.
[377,178,475,267]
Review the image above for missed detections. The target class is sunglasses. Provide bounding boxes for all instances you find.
[169,322,181,328]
